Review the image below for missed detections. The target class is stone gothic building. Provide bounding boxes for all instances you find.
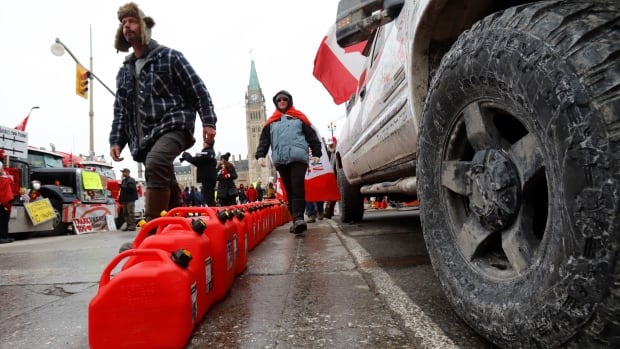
[176,60,276,190]
[245,60,277,186]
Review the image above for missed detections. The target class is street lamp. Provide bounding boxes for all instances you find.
[28,106,40,117]
[328,122,337,138]
[50,38,115,96]
[50,34,115,160]
[15,106,39,132]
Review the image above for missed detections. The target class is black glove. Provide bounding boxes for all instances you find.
[180,152,191,162]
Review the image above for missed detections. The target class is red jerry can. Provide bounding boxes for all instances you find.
[89,249,196,349]
[282,200,292,223]
[236,205,257,252]
[229,208,248,275]
[166,207,236,303]
[256,203,268,243]
[245,204,261,250]
[268,200,283,227]
[123,216,214,321]
[266,201,277,233]
[278,200,288,226]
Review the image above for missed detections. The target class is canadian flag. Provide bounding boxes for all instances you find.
[313,24,368,105]
[14,116,29,132]
[271,127,341,203]
[276,176,287,201]
[304,126,340,202]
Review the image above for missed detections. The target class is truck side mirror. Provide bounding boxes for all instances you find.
[335,0,403,47]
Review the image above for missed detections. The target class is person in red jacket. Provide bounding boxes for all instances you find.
[246,184,258,203]
[0,161,15,244]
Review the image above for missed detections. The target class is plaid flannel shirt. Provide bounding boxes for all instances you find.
[110,40,217,160]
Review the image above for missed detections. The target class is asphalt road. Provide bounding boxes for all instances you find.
[0,208,496,348]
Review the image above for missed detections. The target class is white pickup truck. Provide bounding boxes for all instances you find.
[332,0,619,347]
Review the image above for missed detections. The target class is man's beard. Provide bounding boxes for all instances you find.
[124,32,140,45]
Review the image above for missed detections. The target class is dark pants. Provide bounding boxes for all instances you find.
[143,130,194,215]
[144,130,194,191]
[142,130,194,219]
[305,201,324,216]
[122,200,136,227]
[201,181,216,206]
[0,206,9,239]
[276,162,307,222]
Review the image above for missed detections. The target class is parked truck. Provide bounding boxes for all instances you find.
[332,0,619,348]
[55,151,145,228]
[26,147,112,234]
[0,148,55,239]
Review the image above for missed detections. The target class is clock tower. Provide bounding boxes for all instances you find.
[245,60,276,184]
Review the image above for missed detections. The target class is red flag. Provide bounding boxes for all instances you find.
[304,126,340,202]
[276,177,287,202]
[14,116,29,131]
[313,24,367,105]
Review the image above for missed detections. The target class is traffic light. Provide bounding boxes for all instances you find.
[75,64,90,99]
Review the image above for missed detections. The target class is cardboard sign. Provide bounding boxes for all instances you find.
[24,198,55,226]
[73,214,115,234]
[82,171,103,190]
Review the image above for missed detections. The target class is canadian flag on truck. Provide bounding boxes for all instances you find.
[313,24,368,105]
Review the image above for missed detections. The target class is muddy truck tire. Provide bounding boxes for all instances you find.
[337,167,364,223]
[416,1,620,348]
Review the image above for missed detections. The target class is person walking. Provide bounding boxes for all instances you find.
[246,184,258,203]
[255,90,322,234]
[323,136,338,218]
[256,181,265,202]
[109,2,217,225]
[216,153,238,206]
[266,182,276,200]
[180,141,217,206]
[237,184,248,204]
[305,201,324,223]
[119,168,138,231]
[0,162,15,244]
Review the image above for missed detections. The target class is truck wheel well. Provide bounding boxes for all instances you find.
[412,0,536,123]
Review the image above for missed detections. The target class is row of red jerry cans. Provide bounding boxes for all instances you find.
[88,202,291,349]
[233,199,291,249]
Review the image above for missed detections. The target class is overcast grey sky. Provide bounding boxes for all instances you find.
[0,0,345,176]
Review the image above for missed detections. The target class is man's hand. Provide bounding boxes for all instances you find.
[110,145,124,162]
[203,126,216,144]
[257,157,267,167]
[311,156,320,165]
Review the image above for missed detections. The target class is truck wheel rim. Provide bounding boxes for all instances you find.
[441,100,549,278]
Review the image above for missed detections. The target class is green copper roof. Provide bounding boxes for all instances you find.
[248,60,260,90]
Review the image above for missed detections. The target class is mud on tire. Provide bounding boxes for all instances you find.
[416,1,620,348]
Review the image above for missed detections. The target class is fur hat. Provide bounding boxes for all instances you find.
[272,90,293,107]
[220,152,231,161]
[114,2,155,52]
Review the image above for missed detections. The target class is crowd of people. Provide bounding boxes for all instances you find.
[176,177,271,207]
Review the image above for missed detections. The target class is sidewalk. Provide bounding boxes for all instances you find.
[185,218,413,349]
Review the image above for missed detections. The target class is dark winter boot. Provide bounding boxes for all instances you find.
[168,180,184,210]
[324,201,334,219]
[291,199,307,234]
[145,189,171,221]
[119,189,171,253]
